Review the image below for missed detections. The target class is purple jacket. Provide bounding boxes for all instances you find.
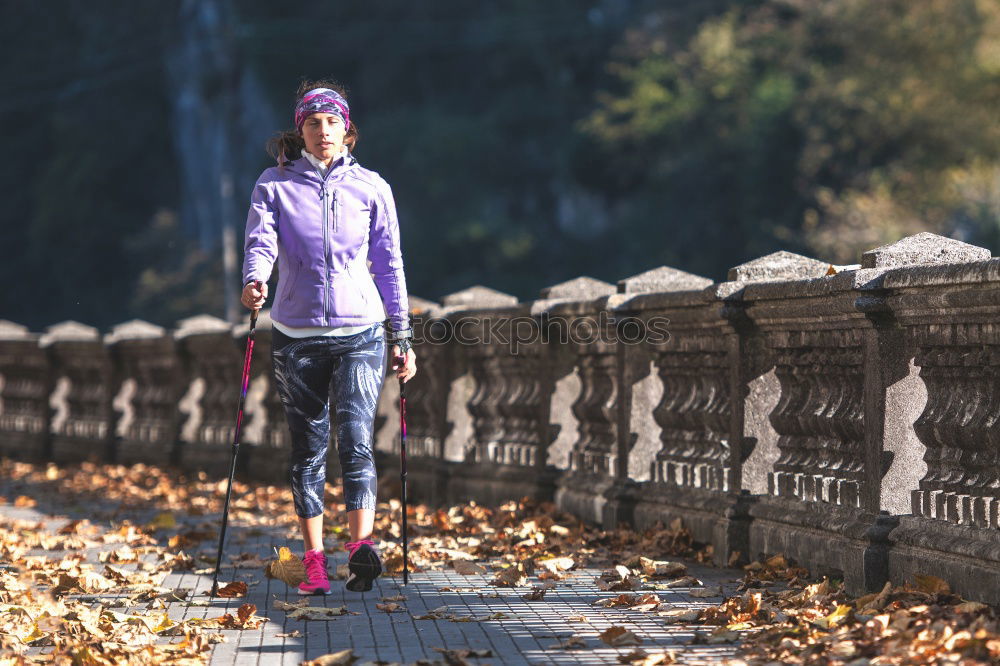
[242,154,410,332]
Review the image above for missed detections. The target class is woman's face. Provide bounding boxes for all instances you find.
[300,112,347,164]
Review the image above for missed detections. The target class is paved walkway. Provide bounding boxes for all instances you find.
[2,478,748,665]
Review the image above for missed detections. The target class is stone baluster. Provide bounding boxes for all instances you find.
[42,321,114,463]
[0,321,50,461]
[106,320,185,466]
[174,314,243,476]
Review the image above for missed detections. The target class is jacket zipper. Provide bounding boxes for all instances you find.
[321,185,330,324]
[332,190,339,233]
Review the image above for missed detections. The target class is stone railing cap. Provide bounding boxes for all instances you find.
[174,314,232,339]
[105,319,166,345]
[0,320,33,341]
[539,276,615,300]
[727,250,830,282]
[40,320,100,347]
[440,285,518,310]
[617,266,713,294]
[860,232,991,269]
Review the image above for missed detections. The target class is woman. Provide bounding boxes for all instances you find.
[241,80,417,594]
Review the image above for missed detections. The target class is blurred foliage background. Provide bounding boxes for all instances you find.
[2,0,998,330]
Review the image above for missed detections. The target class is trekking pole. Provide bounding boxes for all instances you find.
[210,303,259,597]
[393,352,409,585]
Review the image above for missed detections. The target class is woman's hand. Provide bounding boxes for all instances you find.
[241,281,268,310]
[391,346,417,382]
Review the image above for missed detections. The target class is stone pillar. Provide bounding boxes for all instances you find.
[431,286,519,506]
[602,266,747,559]
[43,321,114,464]
[106,320,185,466]
[0,321,50,461]
[865,234,1000,603]
[546,277,624,524]
[174,314,243,476]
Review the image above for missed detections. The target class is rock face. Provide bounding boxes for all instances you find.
[3,234,1000,604]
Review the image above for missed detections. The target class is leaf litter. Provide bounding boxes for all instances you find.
[3,459,999,665]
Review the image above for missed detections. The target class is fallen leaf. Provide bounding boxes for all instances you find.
[689,586,723,598]
[376,602,402,613]
[810,604,853,629]
[265,546,307,587]
[549,635,586,650]
[433,647,493,662]
[657,576,701,589]
[764,554,788,570]
[215,581,248,598]
[522,586,548,601]
[600,625,642,647]
[658,608,701,623]
[492,565,527,588]
[452,560,486,575]
[288,605,350,620]
[955,601,988,614]
[539,556,575,574]
[148,512,176,530]
[914,574,950,595]
[706,627,740,644]
[303,649,356,665]
[639,557,686,578]
[618,649,675,665]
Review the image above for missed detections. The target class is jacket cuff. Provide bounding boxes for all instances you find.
[386,326,412,341]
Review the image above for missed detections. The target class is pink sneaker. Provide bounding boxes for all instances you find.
[297,550,331,595]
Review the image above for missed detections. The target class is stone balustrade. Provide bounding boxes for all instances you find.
[1,232,997,602]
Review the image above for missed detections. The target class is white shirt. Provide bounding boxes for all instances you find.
[271,149,378,339]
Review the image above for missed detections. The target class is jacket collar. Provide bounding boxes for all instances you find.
[284,152,359,183]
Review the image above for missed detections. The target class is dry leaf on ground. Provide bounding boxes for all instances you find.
[215,581,248,598]
[549,635,586,650]
[452,560,486,575]
[264,546,307,587]
[492,565,527,588]
[287,605,351,620]
[302,649,356,665]
[600,625,643,647]
[659,608,702,623]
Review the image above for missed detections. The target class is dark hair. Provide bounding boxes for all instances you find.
[266,79,360,165]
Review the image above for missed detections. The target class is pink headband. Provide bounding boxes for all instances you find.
[294,88,350,132]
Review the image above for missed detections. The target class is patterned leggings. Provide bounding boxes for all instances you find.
[271,322,386,518]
